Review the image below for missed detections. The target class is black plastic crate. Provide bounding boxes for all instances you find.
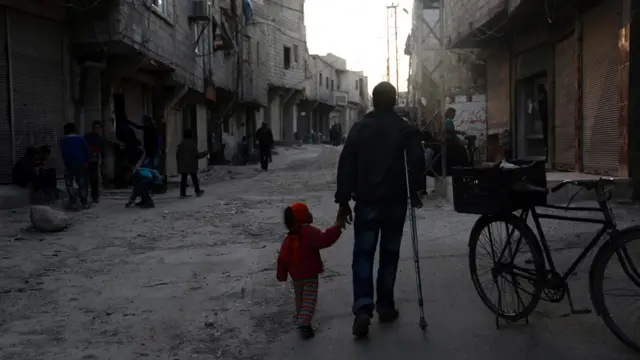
[451,160,547,215]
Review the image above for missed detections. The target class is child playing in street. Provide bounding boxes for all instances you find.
[124,167,164,208]
[276,202,344,339]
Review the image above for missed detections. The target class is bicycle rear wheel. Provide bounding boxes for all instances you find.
[469,213,545,321]
[591,227,640,353]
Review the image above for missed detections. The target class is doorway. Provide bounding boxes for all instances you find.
[516,75,547,160]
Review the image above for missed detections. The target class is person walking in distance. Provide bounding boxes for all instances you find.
[255,122,274,171]
[335,81,426,338]
[84,121,105,203]
[60,122,91,210]
[177,129,208,198]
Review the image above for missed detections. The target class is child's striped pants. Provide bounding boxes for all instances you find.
[293,277,319,326]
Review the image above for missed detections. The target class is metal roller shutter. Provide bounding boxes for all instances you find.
[0,9,11,183]
[554,33,577,170]
[8,10,65,175]
[487,50,510,132]
[581,0,620,175]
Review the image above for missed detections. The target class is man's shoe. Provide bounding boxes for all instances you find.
[180,194,191,199]
[378,308,399,324]
[140,202,155,209]
[196,190,205,197]
[352,313,371,338]
[92,198,100,204]
[298,325,315,339]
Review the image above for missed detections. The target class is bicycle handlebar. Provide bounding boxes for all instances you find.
[550,177,616,193]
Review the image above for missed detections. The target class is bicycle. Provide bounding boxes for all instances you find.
[452,162,640,353]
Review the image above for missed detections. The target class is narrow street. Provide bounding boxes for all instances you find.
[1,145,639,360]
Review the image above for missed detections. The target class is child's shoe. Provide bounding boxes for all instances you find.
[298,325,315,339]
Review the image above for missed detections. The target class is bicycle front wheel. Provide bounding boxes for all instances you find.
[591,227,640,353]
[469,213,545,321]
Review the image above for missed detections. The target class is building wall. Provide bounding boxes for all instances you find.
[114,0,209,90]
[444,0,506,46]
[253,0,306,90]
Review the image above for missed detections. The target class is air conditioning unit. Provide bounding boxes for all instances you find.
[335,94,347,106]
[190,0,211,21]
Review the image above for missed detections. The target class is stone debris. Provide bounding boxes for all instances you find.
[30,205,70,233]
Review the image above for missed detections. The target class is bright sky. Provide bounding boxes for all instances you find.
[304,0,413,95]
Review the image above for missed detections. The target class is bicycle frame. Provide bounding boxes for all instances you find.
[520,203,614,282]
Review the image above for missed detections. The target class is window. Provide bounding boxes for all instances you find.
[326,77,329,89]
[193,23,203,54]
[283,46,291,69]
[319,74,322,85]
[331,80,334,90]
[255,41,260,65]
[242,35,250,62]
[293,44,299,62]
[152,0,168,14]
[355,80,359,90]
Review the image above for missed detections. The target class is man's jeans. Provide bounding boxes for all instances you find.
[64,166,88,205]
[352,201,407,315]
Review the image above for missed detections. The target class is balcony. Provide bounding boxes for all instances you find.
[445,0,508,49]
[241,65,267,106]
[334,91,348,107]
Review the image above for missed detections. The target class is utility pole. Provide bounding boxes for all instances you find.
[394,4,399,98]
[386,5,392,82]
[439,0,448,192]
[386,4,399,99]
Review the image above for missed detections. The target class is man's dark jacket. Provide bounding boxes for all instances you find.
[335,110,425,206]
[256,127,274,150]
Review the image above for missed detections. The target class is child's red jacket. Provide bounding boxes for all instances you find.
[276,225,342,281]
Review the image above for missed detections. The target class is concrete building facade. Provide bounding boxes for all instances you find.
[407,0,485,138]
[445,0,636,177]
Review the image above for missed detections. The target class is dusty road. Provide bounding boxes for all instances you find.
[1,145,639,360]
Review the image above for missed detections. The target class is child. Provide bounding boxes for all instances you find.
[177,129,208,198]
[276,202,344,339]
[60,122,91,209]
[125,167,164,208]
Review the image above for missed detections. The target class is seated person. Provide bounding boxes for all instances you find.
[35,145,59,200]
[12,146,39,188]
[422,130,470,177]
[124,167,164,208]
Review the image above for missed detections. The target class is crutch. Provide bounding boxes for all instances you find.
[404,150,428,332]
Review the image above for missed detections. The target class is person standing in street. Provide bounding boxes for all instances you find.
[60,122,91,210]
[84,121,105,203]
[177,129,208,198]
[335,81,425,338]
[141,114,162,170]
[255,122,274,171]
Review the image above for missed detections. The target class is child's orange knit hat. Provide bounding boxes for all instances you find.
[290,202,311,224]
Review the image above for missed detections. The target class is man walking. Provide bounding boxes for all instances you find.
[335,82,425,338]
[177,129,208,198]
[85,121,105,203]
[255,122,274,171]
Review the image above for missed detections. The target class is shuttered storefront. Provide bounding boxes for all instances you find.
[581,0,621,175]
[0,9,10,183]
[8,10,65,175]
[487,49,510,133]
[554,32,577,170]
